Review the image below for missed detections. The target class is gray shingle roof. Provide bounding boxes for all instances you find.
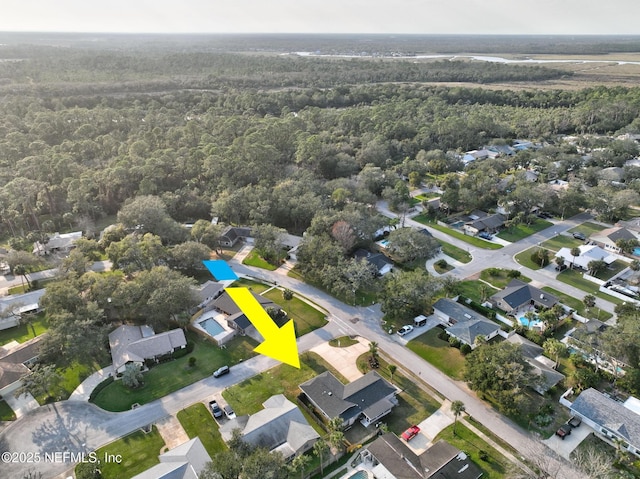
[490,279,557,310]
[432,298,481,323]
[213,290,276,316]
[571,388,640,448]
[300,371,396,422]
[131,438,211,479]
[108,326,187,371]
[446,318,500,346]
[506,334,565,393]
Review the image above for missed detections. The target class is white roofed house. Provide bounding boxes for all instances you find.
[0,289,46,331]
[33,231,82,256]
[555,244,616,271]
[108,325,187,374]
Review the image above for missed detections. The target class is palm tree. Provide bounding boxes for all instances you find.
[368,341,379,360]
[451,400,466,436]
[313,439,329,476]
[13,264,31,291]
[388,364,397,381]
[570,247,581,269]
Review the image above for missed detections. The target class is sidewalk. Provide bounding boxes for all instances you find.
[68,365,114,401]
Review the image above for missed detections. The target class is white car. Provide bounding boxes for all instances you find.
[397,325,414,336]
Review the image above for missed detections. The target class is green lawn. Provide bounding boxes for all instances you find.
[479,269,531,289]
[415,193,441,201]
[496,219,553,242]
[540,234,583,253]
[541,287,613,322]
[222,351,346,419]
[0,399,16,421]
[355,353,441,433]
[596,259,628,281]
[0,313,49,346]
[57,360,107,400]
[514,247,545,270]
[434,260,454,274]
[407,328,466,380]
[439,240,472,263]
[434,423,510,479]
[328,336,359,347]
[459,280,498,304]
[242,250,278,270]
[413,216,503,250]
[231,277,271,294]
[557,269,624,305]
[92,333,258,411]
[568,221,607,237]
[177,403,226,457]
[262,288,328,336]
[87,427,165,479]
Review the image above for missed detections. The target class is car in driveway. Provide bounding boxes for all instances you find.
[209,400,223,418]
[478,232,493,240]
[213,365,230,378]
[223,404,236,420]
[572,232,586,240]
[555,424,572,439]
[401,425,420,441]
[568,416,582,428]
[397,325,414,337]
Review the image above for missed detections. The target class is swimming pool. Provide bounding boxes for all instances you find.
[199,318,225,336]
[634,247,640,256]
[379,239,390,248]
[347,471,369,479]
[518,315,543,328]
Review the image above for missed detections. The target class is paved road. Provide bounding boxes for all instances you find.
[0,245,585,478]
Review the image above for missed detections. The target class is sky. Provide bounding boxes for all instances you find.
[2,0,640,35]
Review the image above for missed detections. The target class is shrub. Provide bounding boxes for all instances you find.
[172,341,194,359]
[448,336,461,348]
[282,288,294,301]
[435,259,448,268]
[478,450,489,461]
[188,356,196,367]
[460,344,472,355]
[507,269,521,278]
[530,250,550,267]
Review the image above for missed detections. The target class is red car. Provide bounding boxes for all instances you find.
[401,425,420,441]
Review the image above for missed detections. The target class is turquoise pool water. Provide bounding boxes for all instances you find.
[634,247,640,256]
[518,315,543,328]
[348,471,368,479]
[199,318,225,336]
[379,239,389,247]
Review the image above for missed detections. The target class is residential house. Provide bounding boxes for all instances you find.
[598,167,625,183]
[363,434,483,479]
[548,179,569,192]
[506,333,565,394]
[131,437,211,479]
[192,280,225,311]
[490,279,558,315]
[463,211,505,236]
[432,298,501,348]
[590,226,638,254]
[212,290,280,337]
[486,144,515,156]
[354,249,393,276]
[0,289,46,331]
[108,325,187,374]
[567,388,640,457]
[0,336,42,397]
[219,394,319,461]
[33,231,82,256]
[555,244,616,271]
[299,371,398,428]
[462,149,496,165]
[219,226,252,247]
[617,217,640,234]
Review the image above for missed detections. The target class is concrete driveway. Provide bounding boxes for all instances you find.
[310,337,370,381]
[542,423,593,459]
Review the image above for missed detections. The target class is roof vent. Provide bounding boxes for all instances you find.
[540,294,545,299]
[327,391,332,396]
[464,313,472,319]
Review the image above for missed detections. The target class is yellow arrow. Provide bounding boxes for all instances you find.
[225,287,300,368]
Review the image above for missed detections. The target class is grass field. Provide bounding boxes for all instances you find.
[479,269,531,289]
[0,313,49,346]
[439,240,472,263]
[232,277,271,294]
[514,247,545,270]
[597,259,628,281]
[540,234,583,253]
[263,288,327,336]
[496,219,553,242]
[222,351,345,419]
[541,286,613,321]
[328,336,359,347]
[568,221,607,237]
[88,427,165,479]
[413,215,503,250]
[407,328,466,380]
[434,260,454,274]
[177,403,226,457]
[459,280,498,304]
[242,250,278,270]
[557,269,624,305]
[92,333,257,411]
[435,423,510,479]
[0,399,16,421]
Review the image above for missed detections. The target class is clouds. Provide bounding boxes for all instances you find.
[2,0,639,34]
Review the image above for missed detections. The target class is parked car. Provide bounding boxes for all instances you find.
[555,424,572,439]
[213,365,230,378]
[401,425,420,441]
[209,400,223,418]
[223,404,236,420]
[568,416,582,428]
[397,325,414,337]
[555,264,568,272]
[572,232,586,240]
[478,232,493,240]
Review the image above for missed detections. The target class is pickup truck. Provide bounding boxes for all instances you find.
[209,400,223,418]
[555,424,572,440]
[568,416,582,428]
